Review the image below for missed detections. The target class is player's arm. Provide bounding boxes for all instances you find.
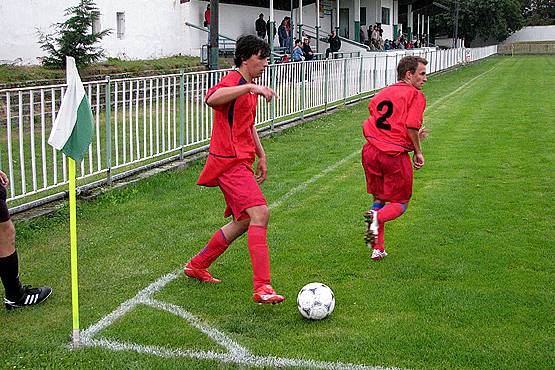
[252,126,267,184]
[206,85,252,107]
[408,128,425,170]
[206,84,277,107]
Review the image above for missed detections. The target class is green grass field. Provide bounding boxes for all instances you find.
[1,55,554,369]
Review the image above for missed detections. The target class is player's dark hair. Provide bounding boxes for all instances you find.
[234,35,270,67]
[397,56,427,81]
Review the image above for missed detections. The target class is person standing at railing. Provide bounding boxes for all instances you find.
[255,13,266,39]
[292,39,303,62]
[360,26,366,45]
[183,35,284,305]
[325,30,341,59]
[278,18,288,48]
[266,19,276,44]
[204,4,211,43]
[302,36,314,61]
[0,170,52,309]
[361,56,430,261]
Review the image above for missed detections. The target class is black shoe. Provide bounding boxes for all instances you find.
[4,285,52,310]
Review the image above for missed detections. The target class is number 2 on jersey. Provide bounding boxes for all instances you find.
[375,100,393,131]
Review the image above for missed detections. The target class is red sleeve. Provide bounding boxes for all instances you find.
[205,73,236,112]
[406,92,426,130]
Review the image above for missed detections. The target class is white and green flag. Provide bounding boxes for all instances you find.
[48,56,93,162]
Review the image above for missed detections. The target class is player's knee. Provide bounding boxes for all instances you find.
[0,220,16,251]
[247,205,269,226]
[235,218,250,232]
[399,202,408,213]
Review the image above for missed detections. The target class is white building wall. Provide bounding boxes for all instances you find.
[0,0,291,65]
[0,0,401,65]
[1,0,68,64]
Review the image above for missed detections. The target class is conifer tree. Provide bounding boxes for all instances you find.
[37,0,111,67]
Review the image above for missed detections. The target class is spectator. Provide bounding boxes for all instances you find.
[278,17,291,49]
[371,25,379,49]
[302,36,314,61]
[384,39,391,50]
[255,14,266,39]
[360,26,366,44]
[292,39,303,62]
[325,30,341,58]
[266,20,276,44]
[278,18,288,48]
[204,4,210,43]
[204,4,210,27]
[285,17,292,50]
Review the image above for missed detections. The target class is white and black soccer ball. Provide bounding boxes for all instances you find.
[297,282,335,320]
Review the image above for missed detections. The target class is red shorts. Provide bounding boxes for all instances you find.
[217,161,267,221]
[362,143,413,203]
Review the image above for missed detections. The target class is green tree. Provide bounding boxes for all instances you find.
[432,0,525,46]
[523,0,555,25]
[37,0,111,67]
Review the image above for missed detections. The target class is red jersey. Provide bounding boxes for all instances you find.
[197,70,258,186]
[362,82,426,155]
[204,9,211,25]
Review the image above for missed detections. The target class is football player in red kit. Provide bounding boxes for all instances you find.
[184,35,284,304]
[361,55,429,261]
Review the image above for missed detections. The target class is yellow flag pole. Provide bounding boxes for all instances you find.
[68,158,80,345]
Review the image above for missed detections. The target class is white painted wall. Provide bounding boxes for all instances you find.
[0,0,68,64]
[1,0,396,65]
[503,25,555,43]
[0,0,290,65]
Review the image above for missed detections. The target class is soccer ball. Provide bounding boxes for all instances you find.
[297,283,335,320]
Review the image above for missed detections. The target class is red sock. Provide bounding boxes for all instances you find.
[377,203,406,223]
[190,229,229,269]
[247,225,271,290]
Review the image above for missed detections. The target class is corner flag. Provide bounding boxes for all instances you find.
[48,56,93,345]
[48,57,94,161]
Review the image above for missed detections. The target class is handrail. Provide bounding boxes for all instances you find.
[303,24,370,51]
[187,21,283,59]
[185,22,236,42]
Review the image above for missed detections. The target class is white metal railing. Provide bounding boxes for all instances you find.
[0,45,497,211]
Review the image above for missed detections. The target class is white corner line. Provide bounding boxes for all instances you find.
[143,298,250,357]
[80,336,401,370]
[74,60,498,365]
[81,270,180,339]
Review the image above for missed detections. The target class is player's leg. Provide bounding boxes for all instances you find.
[185,163,256,283]
[245,205,284,304]
[0,187,51,309]
[364,198,384,247]
[185,218,250,283]
[362,143,385,255]
[370,152,413,260]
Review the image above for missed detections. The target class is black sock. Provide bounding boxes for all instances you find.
[0,250,24,300]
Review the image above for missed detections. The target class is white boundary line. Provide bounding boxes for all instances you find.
[75,60,501,368]
[426,62,503,113]
[77,149,380,369]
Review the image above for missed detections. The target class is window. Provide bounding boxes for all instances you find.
[116,12,125,39]
[381,7,390,25]
[92,11,101,34]
[360,7,366,26]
